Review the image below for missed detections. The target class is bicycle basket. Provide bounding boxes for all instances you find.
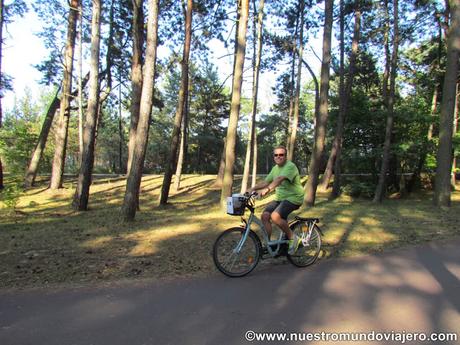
[226,194,246,216]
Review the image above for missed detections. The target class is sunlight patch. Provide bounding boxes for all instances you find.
[82,236,114,249]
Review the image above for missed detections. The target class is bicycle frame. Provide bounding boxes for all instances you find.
[236,209,290,257]
[235,199,320,257]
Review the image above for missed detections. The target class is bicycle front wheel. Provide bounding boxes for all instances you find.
[213,227,261,277]
[287,222,322,267]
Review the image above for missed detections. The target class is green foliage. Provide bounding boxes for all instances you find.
[0,178,22,211]
[341,179,375,199]
[93,93,131,174]
[0,88,59,175]
[453,132,460,157]
[0,90,41,175]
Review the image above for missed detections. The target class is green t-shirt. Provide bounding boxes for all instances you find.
[265,160,304,205]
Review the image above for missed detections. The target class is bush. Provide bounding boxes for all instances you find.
[0,179,22,211]
[342,180,375,199]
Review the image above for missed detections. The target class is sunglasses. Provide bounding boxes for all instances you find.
[274,153,285,157]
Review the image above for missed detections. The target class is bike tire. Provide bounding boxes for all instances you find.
[213,227,261,277]
[287,223,322,267]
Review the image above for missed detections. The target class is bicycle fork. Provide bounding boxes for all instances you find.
[235,228,250,253]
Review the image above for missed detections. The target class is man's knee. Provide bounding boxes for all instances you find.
[262,212,271,222]
[270,212,284,224]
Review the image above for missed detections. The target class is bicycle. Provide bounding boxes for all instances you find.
[212,192,323,277]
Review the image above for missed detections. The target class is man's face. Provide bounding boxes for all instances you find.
[273,148,287,166]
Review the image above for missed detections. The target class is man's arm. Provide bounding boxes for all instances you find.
[250,176,287,197]
[248,181,270,193]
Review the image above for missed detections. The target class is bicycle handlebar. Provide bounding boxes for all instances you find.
[244,191,259,199]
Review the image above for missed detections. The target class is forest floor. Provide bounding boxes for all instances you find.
[1,174,460,290]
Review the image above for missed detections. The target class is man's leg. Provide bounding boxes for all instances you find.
[270,211,294,239]
[261,201,280,241]
[261,212,273,240]
[270,201,300,240]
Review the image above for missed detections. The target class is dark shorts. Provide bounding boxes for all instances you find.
[263,200,300,220]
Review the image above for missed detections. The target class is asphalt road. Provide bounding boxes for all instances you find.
[1,238,459,345]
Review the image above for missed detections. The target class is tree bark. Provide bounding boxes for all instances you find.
[434,0,460,206]
[324,5,361,197]
[77,0,84,166]
[215,138,226,187]
[118,83,123,173]
[319,0,345,192]
[174,82,190,192]
[159,0,193,205]
[241,0,264,194]
[127,0,144,175]
[73,0,102,211]
[121,0,159,221]
[373,0,399,203]
[451,83,459,188]
[288,0,304,161]
[174,111,187,191]
[303,0,334,206]
[49,0,79,190]
[251,130,258,187]
[286,10,299,153]
[220,0,250,209]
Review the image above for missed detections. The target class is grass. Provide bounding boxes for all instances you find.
[1,174,460,289]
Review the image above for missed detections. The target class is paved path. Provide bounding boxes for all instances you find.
[1,239,459,345]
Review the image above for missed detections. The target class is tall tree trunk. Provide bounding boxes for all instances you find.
[286,11,299,153]
[49,0,79,190]
[251,130,258,187]
[121,0,159,221]
[434,0,460,206]
[24,89,61,188]
[288,0,304,161]
[78,0,84,166]
[127,0,144,175]
[215,138,226,187]
[241,120,253,194]
[241,0,264,194]
[221,0,250,209]
[174,116,186,191]
[215,1,242,188]
[326,5,361,197]
[382,0,391,109]
[319,0,345,192]
[303,0,334,206]
[373,0,399,203]
[174,83,189,192]
[73,0,102,211]
[159,0,193,206]
[118,83,123,173]
[451,83,459,188]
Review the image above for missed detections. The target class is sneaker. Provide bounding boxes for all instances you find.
[288,235,302,255]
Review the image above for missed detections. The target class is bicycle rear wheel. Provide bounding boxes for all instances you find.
[213,227,261,277]
[287,222,321,267]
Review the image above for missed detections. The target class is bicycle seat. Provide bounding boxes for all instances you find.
[294,216,320,222]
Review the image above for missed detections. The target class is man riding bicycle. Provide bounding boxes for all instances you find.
[249,146,305,254]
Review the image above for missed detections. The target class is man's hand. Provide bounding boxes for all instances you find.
[260,186,271,197]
